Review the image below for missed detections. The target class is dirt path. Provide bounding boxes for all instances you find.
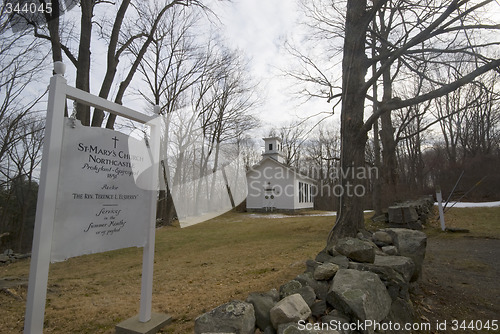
[416,236,500,333]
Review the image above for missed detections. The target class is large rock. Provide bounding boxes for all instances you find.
[270,294,311,329]
[335,238,375,263]
[327,269,392,326]
[380,297,417,333]
[321,312,352,334]
[373,255,415,283]
[381,228,427,281]
[297,286,317,307]
[246,291,278,331]
[194,300,255,334]
[348,261,409,301]
[388,205,418,224]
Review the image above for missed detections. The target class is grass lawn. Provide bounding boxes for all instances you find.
[1,211,337,333]
[431,206,500,239]
[1,207,498,333]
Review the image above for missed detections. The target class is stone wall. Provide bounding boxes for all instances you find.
[374,195,434,230]
[0,249,30,265]
[194,227,427,334]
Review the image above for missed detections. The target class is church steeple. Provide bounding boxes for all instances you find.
[262,137,285,164]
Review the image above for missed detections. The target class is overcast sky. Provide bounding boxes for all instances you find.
[62,0,335,138]
[211,0,335,135]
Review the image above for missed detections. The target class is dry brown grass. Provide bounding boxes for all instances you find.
[1,211,338,333]
[424,206,500,239]
[3,207,498,333]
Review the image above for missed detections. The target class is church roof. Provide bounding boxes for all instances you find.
[246,156,317,183]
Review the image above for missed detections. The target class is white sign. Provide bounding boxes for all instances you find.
[50,119,150,262]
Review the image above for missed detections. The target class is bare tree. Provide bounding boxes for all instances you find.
[269,121,309,168]
[287,0,500,241]
[0,5,49,252]
[238,137,261,171]
[15,0,211,127]
[132,6,207,224]
[0,10,46,167]
[304,123,342,210]
[196,48,260,211]
[5,119,44,252]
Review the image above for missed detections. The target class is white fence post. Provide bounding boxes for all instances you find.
[24,62,68,334]
[139,106,161,322]
[436,186,446,231]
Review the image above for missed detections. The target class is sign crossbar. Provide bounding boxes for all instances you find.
[65,85,154,124]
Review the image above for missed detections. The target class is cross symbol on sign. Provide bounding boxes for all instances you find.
[112,136,119,149]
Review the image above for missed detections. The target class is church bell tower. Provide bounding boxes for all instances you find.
[262,137,285,164]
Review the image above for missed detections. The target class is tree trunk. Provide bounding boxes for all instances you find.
[45,0,62,63]
[91,0,131,127]
[371,23,382,216]
[379,65,398,199]
[328,0,369,244]
[157,186,177,226]
[157,161,177,226]
[372,119,383,215]
[75,0,94,125]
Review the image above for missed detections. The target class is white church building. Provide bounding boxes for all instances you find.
[246,137,316,212]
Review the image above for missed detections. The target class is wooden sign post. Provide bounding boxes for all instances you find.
[24,62,168,333]
[436,186,446,231]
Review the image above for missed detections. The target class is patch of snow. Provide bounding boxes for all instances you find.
[247,210,374,219]
[435,201,500,208]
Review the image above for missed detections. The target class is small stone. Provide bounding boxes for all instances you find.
[270,294,311,329]
[382,245,398,255]
[294,272,329,301]
[325,243,341,257]
[306,259,322,273]
[279,280,303,299]
[3,249,14,256]
[314,263,340,281]
[330,255,349,269]
[315,251,335,263]
[373,231,393,245]
[310,299,327,318]
[264,326,277,334]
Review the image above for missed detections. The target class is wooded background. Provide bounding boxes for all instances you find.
[1,0,499,252]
